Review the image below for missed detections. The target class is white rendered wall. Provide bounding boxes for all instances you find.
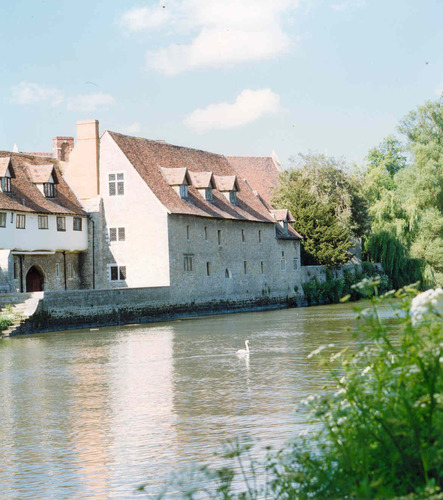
[0,212,88,252]
[96,132,170,288]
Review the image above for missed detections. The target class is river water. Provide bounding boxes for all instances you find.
[0,302,368,499]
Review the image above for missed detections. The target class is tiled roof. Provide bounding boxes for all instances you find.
[161,167,190,186]
[0,156,12,177]
[26,165,56,184]
[214,175,238,192]
[275,223,302,240]
[0,151,86,216]
[271,209,295,223]
[189,171,214,189]
[107,131,275,223]
[227,156,281,207]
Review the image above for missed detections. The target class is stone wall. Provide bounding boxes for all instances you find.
[23,285,293,334]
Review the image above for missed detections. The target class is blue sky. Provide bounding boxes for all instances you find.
[1,0,442,167]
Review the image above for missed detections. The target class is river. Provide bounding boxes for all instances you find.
[0,302,370,499]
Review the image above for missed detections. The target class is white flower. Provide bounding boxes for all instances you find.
[361,365,372,375]
[410,288,443,325]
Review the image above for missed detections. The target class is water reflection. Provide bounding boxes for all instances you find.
[0,302,378,499]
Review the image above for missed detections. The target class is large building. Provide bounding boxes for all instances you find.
[0,120,302,302]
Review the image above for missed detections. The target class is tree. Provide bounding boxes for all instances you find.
[273,153,368,267]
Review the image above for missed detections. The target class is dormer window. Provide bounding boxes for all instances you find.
[0,156,14,193]
[214,175,239,205]
[179,184,188,199]
[205,187,213,201]
[44,182,55,198]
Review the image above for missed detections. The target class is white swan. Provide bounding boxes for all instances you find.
[236,340,250,357]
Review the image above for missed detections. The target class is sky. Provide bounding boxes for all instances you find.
[1,0,443,167]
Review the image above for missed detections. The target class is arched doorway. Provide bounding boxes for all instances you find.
[26,266,44,292]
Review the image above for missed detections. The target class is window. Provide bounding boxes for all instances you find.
[73,217,82,231]
[204,226,208,240]
[205,188,213,201]
[44,182,55,198]
[56,263,60,278]
[179,184,188,199]
[109,173,124,196]
[244,261,247,274]
[218,229,222,245]
[68,263,73,279]
[186,225,190,240]
[261,261,264,274]
[241,229,245,242]
[206,262,211,276]
[0,212,6,227]
[110,227,125,242]
[1,177,11,193]
[229,191,237,205]
[13,262,18,279]
[184,254,193,272]
[57,216,66,231]
[281,258,286,271]
[225,268,232,279]
[293,258,299,270]
[258,230,262,243]
[110,265,126,281]
[16,214,25,229]
[38,215,48,229]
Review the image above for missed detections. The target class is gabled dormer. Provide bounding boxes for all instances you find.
[189,171,216,202]
[214,175,239,205]
[27,164,59,198]
[161,167,191,199]
[0,156,15,193]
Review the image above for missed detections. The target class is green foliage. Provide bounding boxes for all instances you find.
[154,285,443,499]
[0,304,16,331]
[365,231,432,290]
[301,264,390,306]
[273,153,368,267]
[364,99,443,286]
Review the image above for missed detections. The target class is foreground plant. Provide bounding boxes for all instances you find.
[148,284,443,499]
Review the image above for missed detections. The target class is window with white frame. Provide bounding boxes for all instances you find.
[57,216,66,231]
[184,254,193,272]
[73,217,82,231]
[109,265,126,281]
[16,214,25,229]
[38,215,48,229]
[109,173,124,196]
[110,227,125,242]
[0,212,6,228]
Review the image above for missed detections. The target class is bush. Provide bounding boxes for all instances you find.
[301,263,390,305]
[0,304,16,331]
[151,284,443,499]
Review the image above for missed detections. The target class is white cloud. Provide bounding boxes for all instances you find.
[67,92,115,112]
[184,88,281,133]
[11,82,64,106]
[121,5,171,31]
[434,84,443,97]
[122,0,299,74]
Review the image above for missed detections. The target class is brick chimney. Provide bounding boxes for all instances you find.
[63,120,100,200]
[53,136,74,161]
